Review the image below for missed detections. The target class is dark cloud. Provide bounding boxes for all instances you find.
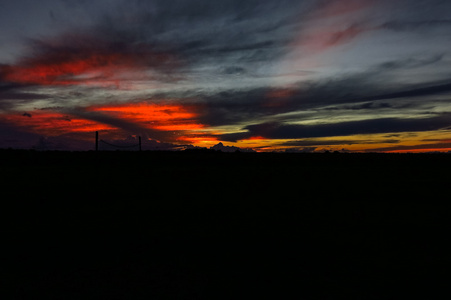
[196,88,269,126]
[194,74,451,129]
[90,0,304,70]
[365,82,451,102]
[0,91,49,101]
[278,139,400,147]
[221,114,451,141]
[0,80,54,111]
[377,54,445,71]
[381,20,451,32]
[324,102,394,111]
[221,66,247,75]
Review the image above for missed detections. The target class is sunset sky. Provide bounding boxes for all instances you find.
[1,0,451,152]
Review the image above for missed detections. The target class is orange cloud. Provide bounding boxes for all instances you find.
[89,102,225,146]
[88,102,204,132]
[0,102,219,146]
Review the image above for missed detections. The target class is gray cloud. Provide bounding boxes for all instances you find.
[377,54,445,71]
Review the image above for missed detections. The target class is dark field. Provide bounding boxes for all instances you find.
[2,150,450,299]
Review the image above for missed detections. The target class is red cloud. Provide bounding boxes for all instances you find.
[0,111,113,136]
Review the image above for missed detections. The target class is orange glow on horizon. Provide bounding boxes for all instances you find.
[384,148,451,153]
[2,108,449,152]
[177,135,219,145]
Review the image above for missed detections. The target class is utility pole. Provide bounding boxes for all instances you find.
[139,136,142,151]
[95,131,99,151]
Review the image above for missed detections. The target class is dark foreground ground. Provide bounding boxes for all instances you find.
[1,150,450,299]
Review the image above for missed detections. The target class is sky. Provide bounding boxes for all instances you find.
[1,0,451,152]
